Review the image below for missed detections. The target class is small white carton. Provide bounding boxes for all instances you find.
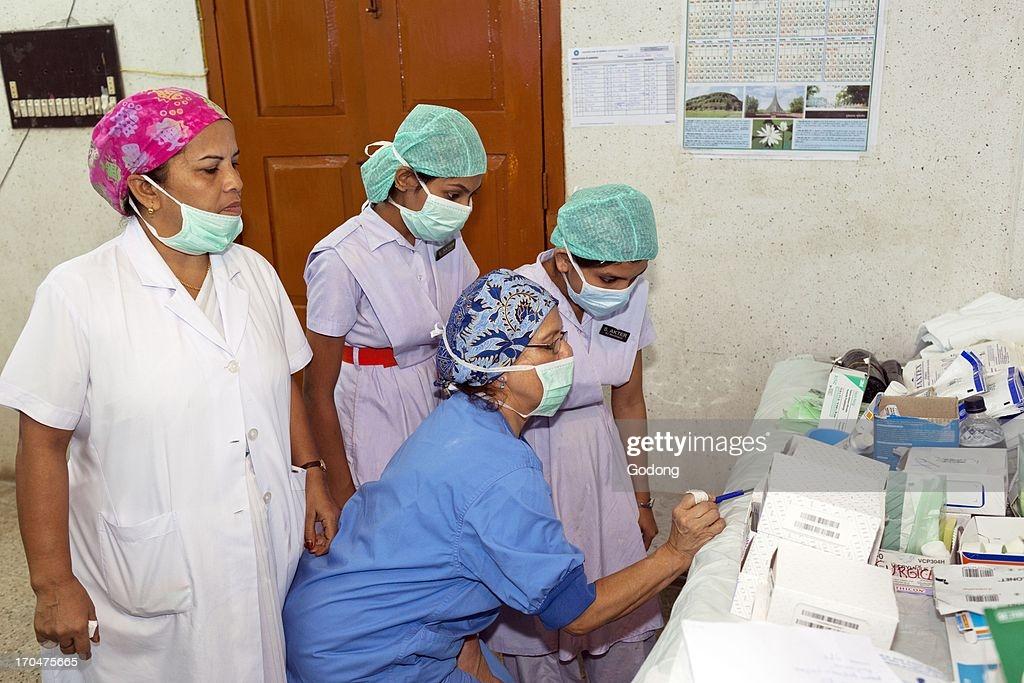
[758,453,885,563]
[903,447,1008,517]
[957,516,1024,567]
[932,564,1024,614]
[766,541,899,649]
[783,435,891,490]
[820,366,868,432]
[730,531,779,620]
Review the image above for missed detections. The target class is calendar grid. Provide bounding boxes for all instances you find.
[820,0,833,77]
[685,0,879,84]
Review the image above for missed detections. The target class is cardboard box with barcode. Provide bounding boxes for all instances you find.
[766,540,899,648]
[756,448,886,563]
[873,396,960,470]
[902,447,1008,517]
[730,530,778,620]
[957,517,1024,567]
[932,564,1024,615]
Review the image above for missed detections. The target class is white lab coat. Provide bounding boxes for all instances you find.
[0,219,313,681]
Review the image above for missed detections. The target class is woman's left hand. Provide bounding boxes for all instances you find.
[304,469,340,555]
[638,507,658,550]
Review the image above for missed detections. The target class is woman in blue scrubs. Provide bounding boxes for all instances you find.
[283,269,725,682]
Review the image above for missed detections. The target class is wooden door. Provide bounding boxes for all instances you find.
[201,0,564,313]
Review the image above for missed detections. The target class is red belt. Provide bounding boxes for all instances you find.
[343,345,398,368]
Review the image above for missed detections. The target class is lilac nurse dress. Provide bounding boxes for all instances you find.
[304,204,478,486]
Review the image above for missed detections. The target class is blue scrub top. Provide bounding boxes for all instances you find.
[283,392,596,682]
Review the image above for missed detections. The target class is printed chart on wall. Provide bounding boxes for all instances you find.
[681,0,885,157]
[569,44,677,127]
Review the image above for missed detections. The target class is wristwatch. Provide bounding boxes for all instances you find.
[638,498,655,510]
[298,459,327,473]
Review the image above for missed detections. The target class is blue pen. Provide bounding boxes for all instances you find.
[714,488,754,504]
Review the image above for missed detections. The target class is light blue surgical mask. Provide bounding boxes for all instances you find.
[561,250,637,319]
[380,144,472,243]
[131,176,243,255]
[431,324,574,418]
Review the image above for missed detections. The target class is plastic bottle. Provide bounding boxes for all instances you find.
[959,395,1006,448]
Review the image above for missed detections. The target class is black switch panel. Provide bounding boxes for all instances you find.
[1,25,124,129]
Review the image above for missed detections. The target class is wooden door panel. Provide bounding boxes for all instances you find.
[460,154,507,273]
[264,155,353,303]
[247,0,345,115]
[214,0,368,304]
[397,1,504,109]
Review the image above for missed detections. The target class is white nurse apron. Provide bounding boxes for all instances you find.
[0,218,312,681]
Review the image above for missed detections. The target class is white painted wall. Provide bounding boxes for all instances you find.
[561,2,1024,424]
[0,0,207,477]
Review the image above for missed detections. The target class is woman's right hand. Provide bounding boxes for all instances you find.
[33,577,99,660]
[665,493,726,564]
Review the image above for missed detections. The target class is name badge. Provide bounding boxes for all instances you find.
[599,324,630,343]
[435,240,456,261]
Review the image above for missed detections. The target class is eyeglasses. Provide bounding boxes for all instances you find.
[525,330,567,355]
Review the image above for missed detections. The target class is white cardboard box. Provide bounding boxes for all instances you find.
[820,366,868,432]
[932,563,1024,614]
[957,516,1024,567]
[758,453,885,563]
[730,531,779,620]
[766,541,899,649]
[783,436,891,490]
[903,447,1008,516]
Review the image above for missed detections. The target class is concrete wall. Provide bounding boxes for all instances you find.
[0,0,207,478]
[561,1,1024,423]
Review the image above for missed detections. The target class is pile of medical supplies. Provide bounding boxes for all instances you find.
[728,293,1024,683]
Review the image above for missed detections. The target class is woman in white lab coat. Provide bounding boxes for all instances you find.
[0,88,339,682]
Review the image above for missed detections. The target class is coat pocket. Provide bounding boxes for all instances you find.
[97,510,194,617]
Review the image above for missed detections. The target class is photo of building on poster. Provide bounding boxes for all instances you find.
[681,82,874,153]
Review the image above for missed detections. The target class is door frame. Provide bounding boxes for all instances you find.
[196,0,565,245]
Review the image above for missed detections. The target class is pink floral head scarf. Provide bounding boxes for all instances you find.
[88,88,228,215]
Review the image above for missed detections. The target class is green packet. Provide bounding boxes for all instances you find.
[986,604,1024,683]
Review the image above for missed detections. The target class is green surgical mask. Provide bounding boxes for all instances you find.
[131,176,243,255]
[516,356,574,417]
[381,144,472,243]
[432,324,574,417]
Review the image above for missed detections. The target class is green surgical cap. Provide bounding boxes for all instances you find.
[361,104,487,203]
[550,184,659,262]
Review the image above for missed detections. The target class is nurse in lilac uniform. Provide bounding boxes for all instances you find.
[302,105,485,503]
[487,185,663,682]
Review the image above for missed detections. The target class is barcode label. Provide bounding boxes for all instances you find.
[797,609,861,632]
[965,593,1001,603]
[963,566,995,578]
[796,620,830,630]
[799,512,840,529]
[794,521,841,539]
